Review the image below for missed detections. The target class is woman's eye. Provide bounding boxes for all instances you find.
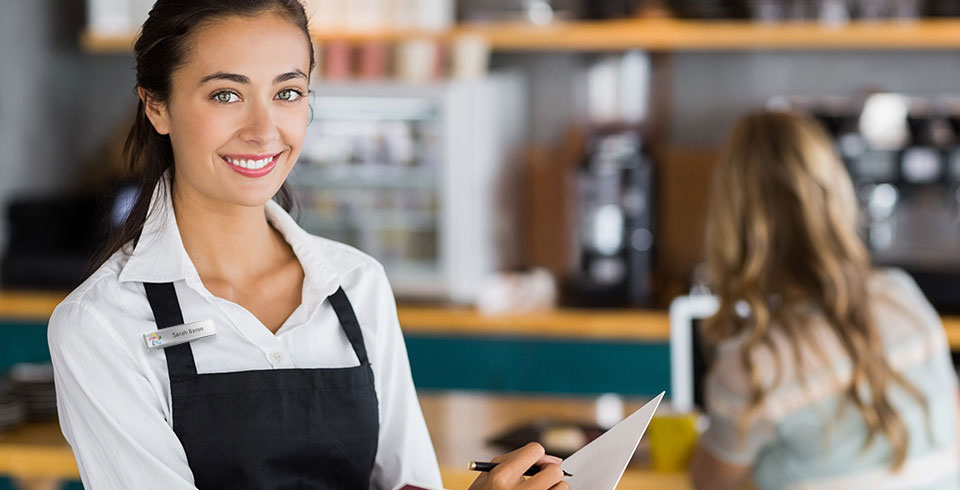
[214,91,239,104]
[277,89,302,101]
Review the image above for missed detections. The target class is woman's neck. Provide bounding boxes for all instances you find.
[172,181,290,287]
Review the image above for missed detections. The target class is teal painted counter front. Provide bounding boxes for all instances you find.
[0,320,672,395]
[405,334,671,396]
[0,321,53,374]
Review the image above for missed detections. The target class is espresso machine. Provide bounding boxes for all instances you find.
[563,129,655,307]
[803,93,960,312]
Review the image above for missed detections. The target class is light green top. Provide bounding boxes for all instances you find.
[701,269,960,490]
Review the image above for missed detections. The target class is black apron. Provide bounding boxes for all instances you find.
[143,282,380,490]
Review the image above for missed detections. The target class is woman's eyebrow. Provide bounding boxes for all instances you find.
[199,72,249,85]
[274,70,307,84]
[197,70,306,86]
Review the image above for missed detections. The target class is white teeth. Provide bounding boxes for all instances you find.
[225,155,274,170]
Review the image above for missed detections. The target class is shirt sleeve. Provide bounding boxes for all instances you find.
[699,349,776,466]
[365,266,443,490]
[48,300,199,490]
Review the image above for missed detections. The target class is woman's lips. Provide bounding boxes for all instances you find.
[220,152,281,178]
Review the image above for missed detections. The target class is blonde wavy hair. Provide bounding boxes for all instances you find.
[704,110,925,469]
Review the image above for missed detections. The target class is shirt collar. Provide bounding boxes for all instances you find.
[117,171,196,284]
[263,197,344,302]
[118,171,346,303]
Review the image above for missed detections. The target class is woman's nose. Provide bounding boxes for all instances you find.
[238,100,280,146]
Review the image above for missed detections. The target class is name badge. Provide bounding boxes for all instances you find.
[143,320,216,350]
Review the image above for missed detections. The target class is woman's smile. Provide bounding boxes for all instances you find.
[219,151,283,177]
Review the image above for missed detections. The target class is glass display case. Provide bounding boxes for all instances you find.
[289,74,527,302]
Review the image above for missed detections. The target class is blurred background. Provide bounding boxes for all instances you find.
[4,0,960,488]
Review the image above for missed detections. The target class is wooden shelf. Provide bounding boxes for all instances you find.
[79,30,135,53]
[82,19,960,54]
[79,28,451,53]
[464,18,960,51]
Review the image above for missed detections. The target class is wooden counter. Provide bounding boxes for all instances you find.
[397,306,671,341]
[0,291,672,340]
[4,290,960,348]
[0,422,78,480]
[0,292,65,323]
[0,393,691,489]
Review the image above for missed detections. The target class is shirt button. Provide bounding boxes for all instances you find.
[270,351,284,363]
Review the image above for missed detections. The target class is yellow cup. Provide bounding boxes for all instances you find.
[648,413,699,472]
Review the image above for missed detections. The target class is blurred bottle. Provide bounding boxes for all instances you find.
[819,0,850,26]
[580,0,642,19]
[88,0,153,33]
[525,0,555,25]
[303,0,454,32]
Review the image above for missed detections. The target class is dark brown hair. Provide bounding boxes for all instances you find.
[88,0,315,275]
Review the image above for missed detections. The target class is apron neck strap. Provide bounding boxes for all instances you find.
[144,283,370,375]
[327,287,370,366]
[144,282,198,377]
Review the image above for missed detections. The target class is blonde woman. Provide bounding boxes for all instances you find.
[689,110,960,490]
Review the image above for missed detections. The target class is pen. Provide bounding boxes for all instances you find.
[468,461,573,477]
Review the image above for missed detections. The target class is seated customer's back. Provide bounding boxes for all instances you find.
[692,110,960,490]
[704,268,957,489]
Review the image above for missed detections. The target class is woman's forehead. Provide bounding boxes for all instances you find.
[177,12,311,84]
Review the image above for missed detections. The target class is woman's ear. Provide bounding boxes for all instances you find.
[138,87,171,135]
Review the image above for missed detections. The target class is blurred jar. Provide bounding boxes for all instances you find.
[648,412,700,472]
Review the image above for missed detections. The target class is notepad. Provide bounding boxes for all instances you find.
[395,391,664,490]
[561,392,664,490]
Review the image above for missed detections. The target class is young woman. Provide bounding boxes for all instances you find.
[690,110,960,489]
[47,1,569,489]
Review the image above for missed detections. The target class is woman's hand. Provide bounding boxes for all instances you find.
[467,442,570,490]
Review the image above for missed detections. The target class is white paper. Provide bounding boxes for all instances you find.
[561,392,664,490]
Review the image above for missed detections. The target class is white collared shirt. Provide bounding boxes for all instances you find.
[47,174,442,490]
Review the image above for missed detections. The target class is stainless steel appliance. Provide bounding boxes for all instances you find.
[793,94,960,312]
[564,129,655,307]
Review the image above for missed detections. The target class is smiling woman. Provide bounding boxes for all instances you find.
[86,0,317,274]
[141,11,310,212]
[45,1,570,490]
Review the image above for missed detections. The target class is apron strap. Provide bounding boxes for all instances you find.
[327,287,370,366]
[144,282,199,378]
